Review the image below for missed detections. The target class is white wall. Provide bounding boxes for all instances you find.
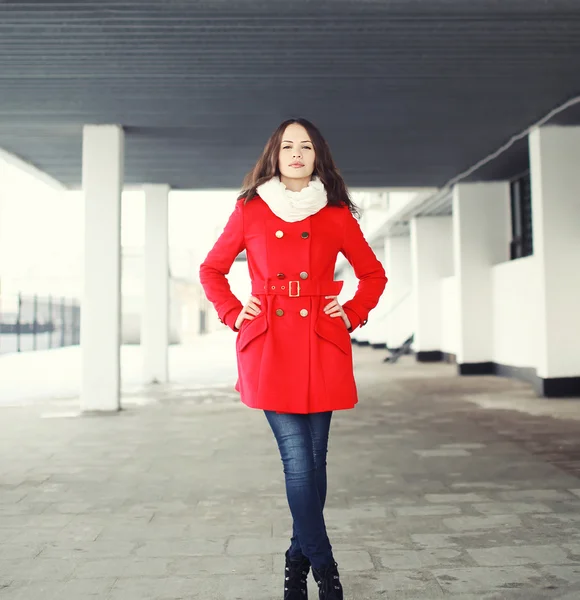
[491,256,538,368]
[439,260,539,369]
[529,125,580,379]
[440,275,458,355]
[410,216,454,352]
[453,182,511,364]
[385,236,414,349]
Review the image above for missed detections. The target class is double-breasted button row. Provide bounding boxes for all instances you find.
[275,309,309,317]
[274,272,308,280]
[275,230,310,239]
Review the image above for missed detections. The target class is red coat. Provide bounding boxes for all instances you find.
[199,196,387,414]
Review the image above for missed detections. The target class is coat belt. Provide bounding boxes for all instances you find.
[251,279,344,297]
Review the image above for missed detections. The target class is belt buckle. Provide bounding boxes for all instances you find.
[288,280,300,297]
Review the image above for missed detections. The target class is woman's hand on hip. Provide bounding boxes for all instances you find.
[323,296,351,330]
[235,296,261,330]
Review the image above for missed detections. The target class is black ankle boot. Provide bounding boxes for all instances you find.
[312,560,343,600]
[284,550,311,599]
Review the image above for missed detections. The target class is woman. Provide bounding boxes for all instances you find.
[199,118,387,600]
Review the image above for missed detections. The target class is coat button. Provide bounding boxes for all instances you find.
[276,230,284,238]
[301,231,309,239]
[299,271,308,280]
[300,309,308,317]
[276,309,284,317]
[277,273,286,279]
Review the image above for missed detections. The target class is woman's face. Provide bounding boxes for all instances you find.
[278,123,316,181]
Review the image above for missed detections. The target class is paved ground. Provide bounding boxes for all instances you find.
[2,340,580,599]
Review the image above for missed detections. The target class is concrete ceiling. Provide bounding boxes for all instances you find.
[1,0,580,190]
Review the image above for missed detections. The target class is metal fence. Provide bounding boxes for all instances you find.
[0,293,81,355]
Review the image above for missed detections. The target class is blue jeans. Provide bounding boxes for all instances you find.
[264,410,334,570]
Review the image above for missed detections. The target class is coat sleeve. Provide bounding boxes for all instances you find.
[199,200,246,331]
[340,210,388,332]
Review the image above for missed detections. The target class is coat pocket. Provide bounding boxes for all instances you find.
[314,315,351,355]
[237,314,268,352]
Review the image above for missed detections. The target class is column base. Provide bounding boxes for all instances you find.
[460,362,580,398]
[458,362,494,375]
[416,350,443,362]
[80,408,123,416]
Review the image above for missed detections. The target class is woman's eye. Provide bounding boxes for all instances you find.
[302,146,312,150]
[282,145,291,150]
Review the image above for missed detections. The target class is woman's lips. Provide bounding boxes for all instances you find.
[290,163,304,168]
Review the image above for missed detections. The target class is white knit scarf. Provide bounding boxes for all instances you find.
[256,176,328,223]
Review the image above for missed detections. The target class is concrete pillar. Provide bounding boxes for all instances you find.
[81,125,124,412]
[452,182,510,373]
[364,242,388,347]
[529,125,580,396]
[410,216,453,361]
[142,184,170,384]
[384,235,413,349]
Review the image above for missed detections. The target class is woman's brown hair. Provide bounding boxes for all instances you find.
[237,118,359,216]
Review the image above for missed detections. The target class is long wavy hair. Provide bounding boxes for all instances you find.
[238,118,359,216]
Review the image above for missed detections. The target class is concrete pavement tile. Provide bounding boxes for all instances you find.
[450,481,517,490]
[333,550,374,571]
[59,577,117,597]
[467,545,571,566]
[43,502,96,514]
[432,565,542,593]
[0,514,72,529]
[0,490,28,504]
[110,573,281,600]
[541,565,580,585]
[136,539,227,557]
[562,543,580,558]
[425,493,492,503]
[170,554,271,575]
[394,504,462,517]
[443,514,522,531]
[107,576,201,599]
[379,548,474,570]
[0,503,50,516]
[73,557,171,578]
[4,529,66,545]
[0,581,63,600]
[369,571,445,596]
[39,539,137,558]
[528,513,580,525]
[440,443,486,449]
[53,522,104,542]
[497,490,575,502]
[414,449,472,457]
[0,543,42,559]
[97,522,189,540]
[555,589,580,600]
[472,502,553,515]
[391,515,459,535]
[227,536,293,556]
[0,557,78,581]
